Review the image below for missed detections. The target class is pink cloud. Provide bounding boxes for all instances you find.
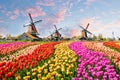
[80,18,95,27]
[45,8,67,24]
[70,29,81,37]
[55,8,67,22]
[84,0,96,5]
[25,6,45,17]
[78,0,81,2]
[0,27,6,35]
[4,9,20,20]
[36,0,55,6]
[113,19,120,26]
[14,9,19,15]
[0,18,3,22]
[9,15,17,20]
[80,9,84,12]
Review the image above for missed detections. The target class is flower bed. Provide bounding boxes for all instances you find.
[83,42,120,70]
[0,45,39,62]
[0,41,120,80]
[0,42,60,79]
[15,42,78,80]
[69,42,120,80]
[103,42,120,51]
[0,42,37,56]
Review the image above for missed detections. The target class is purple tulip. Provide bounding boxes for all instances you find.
[69,42,120,80]
[77,74,80,77]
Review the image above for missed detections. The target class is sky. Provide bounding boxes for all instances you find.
[0,0,120,38]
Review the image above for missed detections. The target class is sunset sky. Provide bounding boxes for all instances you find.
[0,0,120,38]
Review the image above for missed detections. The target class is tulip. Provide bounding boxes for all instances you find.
[69,42,120,80]
[37,74,41,79]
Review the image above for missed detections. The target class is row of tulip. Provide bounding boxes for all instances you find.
[103,42,120,51]
[69,42,120,80]
[0,42,37,56]
[0,42,60,79]
[14,42,78,80]
[83,42,120,70]
[0,44,39,62]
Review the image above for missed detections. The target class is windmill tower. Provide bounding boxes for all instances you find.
[79,23,93,40]
[18,13,42,41]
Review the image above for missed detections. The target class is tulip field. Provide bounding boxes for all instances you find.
[0,41,120,80]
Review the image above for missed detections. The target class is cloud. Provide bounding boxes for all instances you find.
[79,17,95,27]
[14,9,19,15]
[70,29,81,37]
[3,9,20,20]
[80,9,84,12]
[0,18,3,22]
[0,27,6,35]
[25,6,46,17]
[45,7,67,24]
[114,19,120,25]
[9,15,17,20]
[36,0,55,6]
[84,0,96,5]
[78,0,81,2]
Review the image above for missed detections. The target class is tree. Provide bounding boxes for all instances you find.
[93,35,97,41]
[98,34,103,40]
[6,34,11,39]
[0,34,3,39]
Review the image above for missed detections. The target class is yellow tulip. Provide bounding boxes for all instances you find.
[42,77,47,80]
[61,78,64,80]
[15,76,21,80]
[23,76,28,80]
[50,77,54,80]
[46,73,51,78]
[51,71,56,76]
[32,72,36,76]
[27,72,30,76]
[44,69,48,74]
[37,74,41,79]
[48,60,51,64]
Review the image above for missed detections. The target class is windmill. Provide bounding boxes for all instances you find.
[23,13,42,40]
[18,13,42,41]
[24,13,42,35]
[79,23,92,40]
[49,25,62,41]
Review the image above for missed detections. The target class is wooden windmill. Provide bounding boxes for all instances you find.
[23,13,42,40]
[18,13,42,41]
[24,13,42,34]
[79,23,92,40]
[50,25,62,41]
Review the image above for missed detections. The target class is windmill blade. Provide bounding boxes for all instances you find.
[79,25,85,30]
[54,25,57,30]
[86,23,90,29]
[58,28,62,31]
[28,13,33,22]
[23,23,31,27]
[34,20,42,24]
[86,30,92,34]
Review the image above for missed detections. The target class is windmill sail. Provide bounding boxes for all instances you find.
[28,13,39,34]
[86,23,90,29]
